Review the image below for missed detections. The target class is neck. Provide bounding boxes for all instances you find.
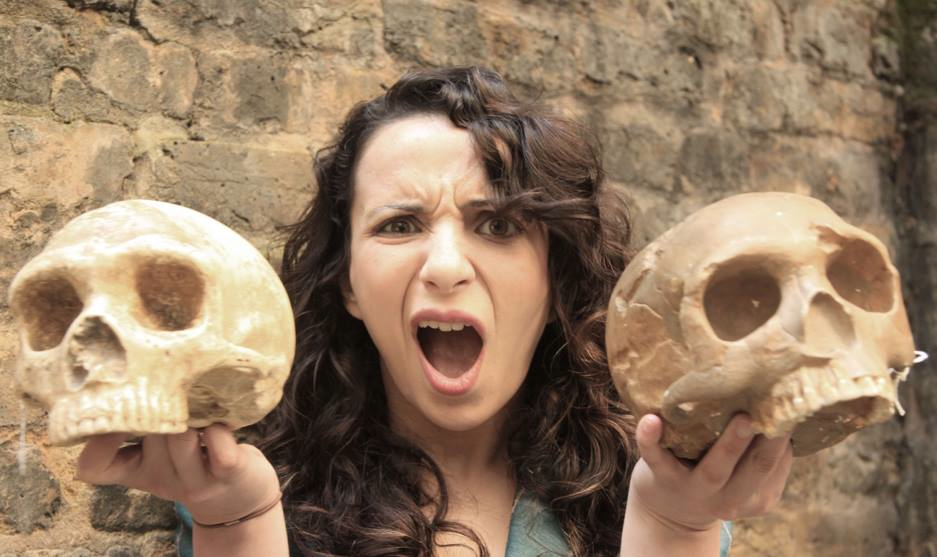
[385,395,514,492]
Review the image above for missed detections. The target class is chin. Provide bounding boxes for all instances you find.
[420,394,508,433]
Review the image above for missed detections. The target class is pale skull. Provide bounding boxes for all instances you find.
[10,200,295,445]
[607,192,916,458]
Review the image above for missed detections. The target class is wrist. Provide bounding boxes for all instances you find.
[187,473,282,526]
[192,500,289,556]
[192,490,282,529]
[635,500,720,536]
[621,495,721,557]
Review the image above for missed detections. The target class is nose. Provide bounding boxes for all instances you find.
[419,224,475,294]
[803,292,856,354]
[65,315,127,390]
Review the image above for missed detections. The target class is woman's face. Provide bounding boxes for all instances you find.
[344,114,551,435]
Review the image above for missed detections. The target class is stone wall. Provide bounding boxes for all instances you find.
[895,1,937,556]
[0,0,929,555]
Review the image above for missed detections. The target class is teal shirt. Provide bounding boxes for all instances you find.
[175,495,732,556]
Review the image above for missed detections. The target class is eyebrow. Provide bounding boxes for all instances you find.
[366,198,497,219]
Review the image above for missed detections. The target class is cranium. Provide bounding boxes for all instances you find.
[9,200,295,445]
[607,192,916,458]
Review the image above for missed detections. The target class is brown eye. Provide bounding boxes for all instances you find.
[12,275,84,351]
[703,261,781,341]
[826,238,894,313]
[478,216,520,238]
[378,217,418,235]
[135,258,205,330]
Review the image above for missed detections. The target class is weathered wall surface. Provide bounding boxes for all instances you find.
[0,0,928,555]
[895,1,937,556]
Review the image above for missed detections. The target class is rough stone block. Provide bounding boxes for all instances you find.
[872,33,901,82]
[136,0,371,49]
[0,117,134,207]
[147,136,312,232]
[750,0,785,60]
[747,136,888,227]
[723,63,810,132]
[155,43,198,118]
[193,51,335,133]
[0,20,65,105]
[383,0,487,66]
[635,46,707,115]
[676,128,748,194]
[476,6,581,91]
[600,103,682,191]
[791,4,873,79]
[51,68,124,125]
[0,332,47,429]
[722,61,895,143]
[66,0,135,12]
[88,29,197,115]
[88,30,160,110]
[670,0,755,51]
[807,80,895,144]
[232,60,291,129]
[90,485,177,533]
[0,444,60,533]
[296,14,381,64]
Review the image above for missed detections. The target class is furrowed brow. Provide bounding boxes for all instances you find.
[461,197,530,220]
[460,198,503,212]
[366,203,426,219]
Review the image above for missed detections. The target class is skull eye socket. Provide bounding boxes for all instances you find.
[135,258,205,330]
[703,265,781,341]
[13,275,84,351]
[826,238,894,313]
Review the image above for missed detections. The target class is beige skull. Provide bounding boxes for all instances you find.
[607,192,916,458]
[10,200,295,445]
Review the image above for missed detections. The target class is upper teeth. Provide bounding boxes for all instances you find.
[419,321,470,332]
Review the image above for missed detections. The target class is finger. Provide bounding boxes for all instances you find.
[76,432,132,484]
[635,414,684,481]
[692,414,755,491]
[167,428,210,490]
[737,435,794,516]
[719,433,792,516]
[141,434,177,478]
[201,423,242,480]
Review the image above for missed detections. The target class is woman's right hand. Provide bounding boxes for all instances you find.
[76,424,281,527]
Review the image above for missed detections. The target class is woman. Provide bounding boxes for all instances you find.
[77,67,792,556]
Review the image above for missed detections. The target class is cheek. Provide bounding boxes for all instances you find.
[491,247,549,307]
[483,256,551,350]
[349,244,413,313]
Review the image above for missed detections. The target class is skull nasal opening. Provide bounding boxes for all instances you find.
[66,316,126,389]
[803,293,855,353]
[703,264,781,341]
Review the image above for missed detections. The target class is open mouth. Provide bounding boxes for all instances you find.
[417,322,484,378]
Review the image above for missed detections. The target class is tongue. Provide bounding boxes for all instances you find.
[418,328,483,378]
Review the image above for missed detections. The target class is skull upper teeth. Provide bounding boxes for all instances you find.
[419,321,470,332]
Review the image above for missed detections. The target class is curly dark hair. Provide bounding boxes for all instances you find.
[259,66,637,556]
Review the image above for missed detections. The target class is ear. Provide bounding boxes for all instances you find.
[341,275,363,320]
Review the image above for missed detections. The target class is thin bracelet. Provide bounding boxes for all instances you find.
[192,492,282,529]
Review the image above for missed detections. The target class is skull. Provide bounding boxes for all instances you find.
[607,192,916,458]
[9,200,295,445]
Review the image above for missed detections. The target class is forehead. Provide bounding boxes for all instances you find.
[352,114,490,207]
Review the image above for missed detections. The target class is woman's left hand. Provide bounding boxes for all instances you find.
[628,412,793,534]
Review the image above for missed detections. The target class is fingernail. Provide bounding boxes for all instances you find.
[737,420,753,439]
